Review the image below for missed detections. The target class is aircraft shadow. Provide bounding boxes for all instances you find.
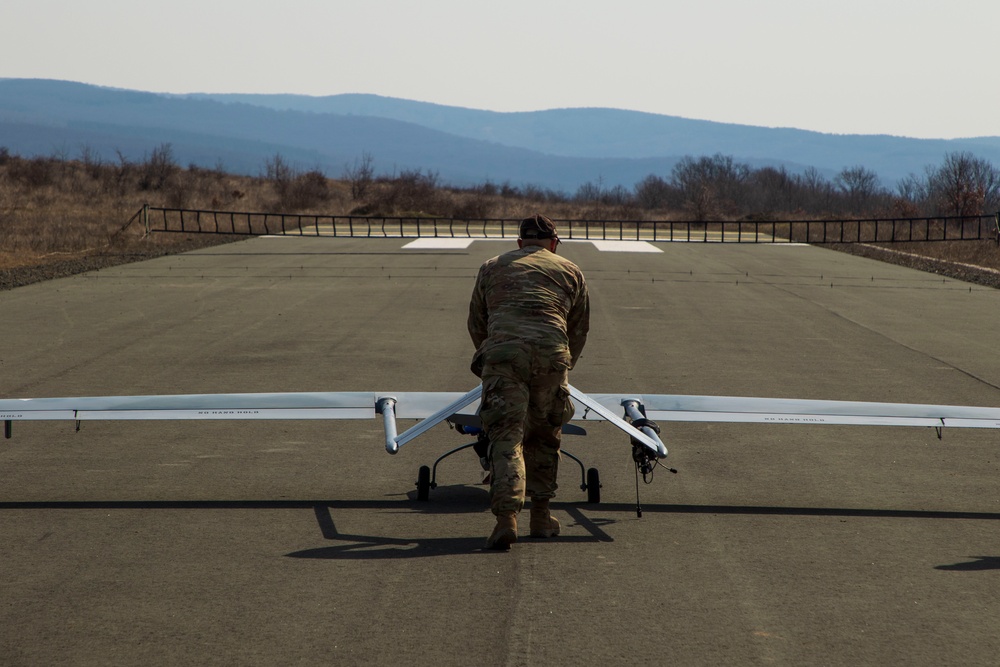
[290,486,615,559]
[594,502,1000,521]
[934,557,1000,571]
[5,497,997,521]
[0,486,614,559]
[3,496,996,562]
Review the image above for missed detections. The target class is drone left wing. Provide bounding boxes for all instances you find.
[0,391,493,420]
[0,390,488,454]
[0,392,378,421]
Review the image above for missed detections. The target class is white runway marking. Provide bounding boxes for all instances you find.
[402,238,476,249]
[402,238,663,252]
[588,240,663,253]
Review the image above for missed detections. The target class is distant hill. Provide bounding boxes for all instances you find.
[1,79,998,192]
[192,92,1000,185]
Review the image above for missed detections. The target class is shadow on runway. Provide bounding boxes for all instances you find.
[934,556,1000,571]
[0,484,488,514]
[593,502,1000,521]
[4,497,997,560]
[4,498,997,523]
[0,485,617,559]
[290,489,616,559]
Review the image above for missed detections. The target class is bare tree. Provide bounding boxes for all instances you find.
[746,166,797,215]
[633,174,676,210]
[78,144,103,179]
[926,151,1000,217]
[343,152,375,201]
[895,173,927,204]
[671,154,751,220]
[264,153,295,185]
[138,143,178,191]
[574,180,603,205]
[834,165,883,214]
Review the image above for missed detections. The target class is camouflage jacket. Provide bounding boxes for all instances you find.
[468,245,589,373]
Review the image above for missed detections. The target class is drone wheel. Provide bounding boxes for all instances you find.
[416,465,431,501]
[586,467,601,504]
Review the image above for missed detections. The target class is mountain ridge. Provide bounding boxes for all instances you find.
[1,79,997,192]
[187,91,998,158]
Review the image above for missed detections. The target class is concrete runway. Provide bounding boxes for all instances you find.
[2,236,1000,666]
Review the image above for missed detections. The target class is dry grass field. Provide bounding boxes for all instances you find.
[0,154,573,271]
[2,152,998,289]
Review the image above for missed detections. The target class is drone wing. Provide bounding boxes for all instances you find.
[587,394,1000,429]
[0,392,378,421]
[7,390,997,460]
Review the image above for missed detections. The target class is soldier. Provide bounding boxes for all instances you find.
[468,214,590,550]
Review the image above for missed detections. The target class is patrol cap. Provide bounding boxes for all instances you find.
[519,214,558,240]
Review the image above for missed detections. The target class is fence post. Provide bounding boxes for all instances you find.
[143,204,149,236]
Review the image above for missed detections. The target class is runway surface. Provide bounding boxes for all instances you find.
[2,236,1000,666]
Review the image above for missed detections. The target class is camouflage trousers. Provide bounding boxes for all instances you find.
[477,342,575,515]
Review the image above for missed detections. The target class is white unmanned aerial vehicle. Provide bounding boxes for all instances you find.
[4,386,999,513]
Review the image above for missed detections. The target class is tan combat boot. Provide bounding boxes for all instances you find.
[486,511,518,550]
[529,498,560,538]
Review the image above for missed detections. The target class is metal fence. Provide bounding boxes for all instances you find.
[127,206,1000,244]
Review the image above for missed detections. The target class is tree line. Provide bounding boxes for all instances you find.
[3,142,998,224]
[345,151,1000,222]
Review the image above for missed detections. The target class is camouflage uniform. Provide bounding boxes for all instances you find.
[469,244,589,515]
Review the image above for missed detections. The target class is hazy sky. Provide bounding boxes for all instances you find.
[3,0,997,139]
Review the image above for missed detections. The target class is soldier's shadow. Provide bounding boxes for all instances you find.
[285,485,615,560]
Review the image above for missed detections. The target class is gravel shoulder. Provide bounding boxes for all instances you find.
[0,236,238,291]
[830,242,1000,289]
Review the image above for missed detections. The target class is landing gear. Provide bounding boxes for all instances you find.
[631,425,677,517]
[413,427,488,502]
[586,467,601,504]
[416,465,432,501]
[559,450,600,504]
[413,425,600,503]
